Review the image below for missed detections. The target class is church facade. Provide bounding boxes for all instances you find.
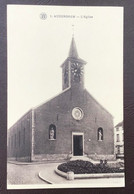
[7,37,115,162]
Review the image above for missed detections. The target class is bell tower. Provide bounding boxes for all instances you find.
[61,36,87,90]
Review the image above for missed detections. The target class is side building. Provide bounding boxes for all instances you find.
[114,121,124,158]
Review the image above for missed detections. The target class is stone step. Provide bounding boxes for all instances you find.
[70,156,91,161]
[69,156,103,164]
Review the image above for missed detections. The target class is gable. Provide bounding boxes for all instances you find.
[34,87,72,112]
[84,89,113,118]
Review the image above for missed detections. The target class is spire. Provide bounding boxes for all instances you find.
[60,26,87,67]
[68,36,79,59]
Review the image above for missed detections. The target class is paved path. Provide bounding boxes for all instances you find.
[39,163,125,187]
[7,163,47,185]
[7,162,125,188]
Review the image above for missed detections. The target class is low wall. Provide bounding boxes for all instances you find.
[8,156,31,162]
[55,166,124,180]
[8,154,116,162]
[33,154,116,161]
[33,154,68,161]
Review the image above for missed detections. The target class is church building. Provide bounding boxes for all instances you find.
[7,36,115,162]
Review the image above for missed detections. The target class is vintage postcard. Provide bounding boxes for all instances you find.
[7,5,124,189]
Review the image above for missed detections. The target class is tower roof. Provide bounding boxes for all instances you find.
[68,37,79,59]
[61,36,87,67]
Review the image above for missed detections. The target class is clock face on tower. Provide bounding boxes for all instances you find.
[71,62,83,82]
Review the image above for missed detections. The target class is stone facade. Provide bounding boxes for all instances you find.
[7,37,115,162]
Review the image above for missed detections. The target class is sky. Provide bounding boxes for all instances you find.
[7,5,123,128]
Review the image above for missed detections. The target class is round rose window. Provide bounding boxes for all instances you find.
[72,107,84,120]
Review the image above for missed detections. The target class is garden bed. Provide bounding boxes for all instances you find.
[57,160,124,174]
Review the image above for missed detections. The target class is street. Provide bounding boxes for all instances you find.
[7,163,47,185]
[7,162,125,188]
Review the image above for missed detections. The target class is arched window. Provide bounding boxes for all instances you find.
[11,136,13,148]
[19,131,20,147]
[8,137,10,148]
[49,124,56,140]
[15,134,16,147]
[98,127,103,141]
[23,128,25,144]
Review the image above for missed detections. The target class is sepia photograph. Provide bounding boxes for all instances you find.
[7,5,124,189]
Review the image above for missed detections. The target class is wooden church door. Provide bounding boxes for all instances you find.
[73,135,83,156]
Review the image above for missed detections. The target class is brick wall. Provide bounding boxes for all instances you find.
[7,86,114,162]
[7,111,32,161]
[34,87,114,159]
